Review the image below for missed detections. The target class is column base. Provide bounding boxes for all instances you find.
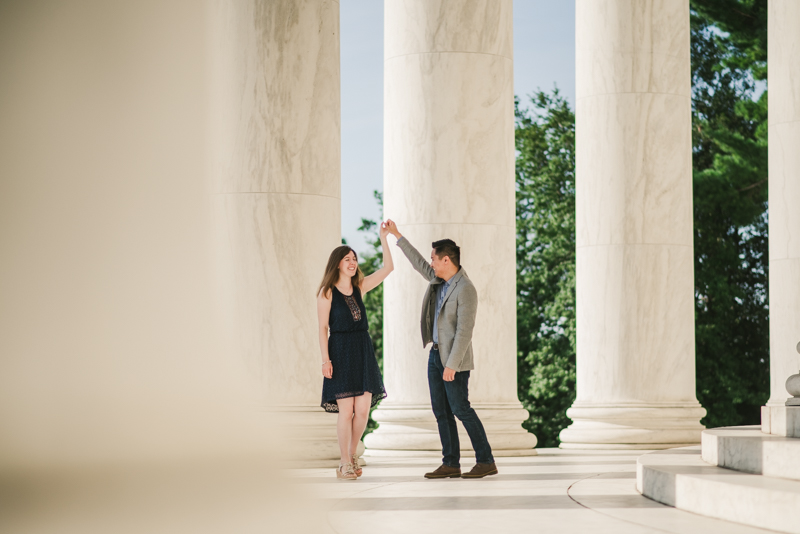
[270,405,363,467]
[559,402,706,449]
[363,402,537,457]
[766,397,794,407]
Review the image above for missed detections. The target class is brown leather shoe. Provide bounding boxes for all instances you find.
[424,464,462,479]
[461,462,498,478]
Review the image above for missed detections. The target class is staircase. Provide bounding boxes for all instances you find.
[637,406,800,533]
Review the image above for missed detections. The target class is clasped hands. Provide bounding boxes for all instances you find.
[382,219,401,239]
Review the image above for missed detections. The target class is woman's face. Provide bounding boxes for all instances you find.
[338,251,358,280]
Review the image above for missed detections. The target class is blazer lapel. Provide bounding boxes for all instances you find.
[439,269,465,309]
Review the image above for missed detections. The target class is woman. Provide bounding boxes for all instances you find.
[317,222,393,480]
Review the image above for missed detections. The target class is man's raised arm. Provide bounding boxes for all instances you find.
[385,219,436,282]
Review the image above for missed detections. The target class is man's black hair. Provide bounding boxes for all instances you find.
[432,238,460,268]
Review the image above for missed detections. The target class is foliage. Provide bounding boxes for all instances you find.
[514,90,576,447]
[690,0,769,427]
[691,0,767,80]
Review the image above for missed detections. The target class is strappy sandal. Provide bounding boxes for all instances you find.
[336,462,357,480]
[351,454,363,477]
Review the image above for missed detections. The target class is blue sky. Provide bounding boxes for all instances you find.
[340,0,576,253]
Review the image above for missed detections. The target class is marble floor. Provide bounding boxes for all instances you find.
[295,449,777,534]
[1,449,782,533]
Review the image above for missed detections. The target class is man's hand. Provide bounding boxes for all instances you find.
[443,367,456,382]
[385,219,402,239]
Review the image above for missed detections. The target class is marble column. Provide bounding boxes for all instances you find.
[559,0,706,449]
[210,0,345,461]
[365,0,537,456]
[767,0,800,406]
[0,0,289,469]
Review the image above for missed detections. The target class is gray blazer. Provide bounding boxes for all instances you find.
[397,237,477,372]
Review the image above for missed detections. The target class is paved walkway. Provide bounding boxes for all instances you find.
[295,449,775,534]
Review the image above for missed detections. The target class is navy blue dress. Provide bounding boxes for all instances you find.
[321,286,387,413]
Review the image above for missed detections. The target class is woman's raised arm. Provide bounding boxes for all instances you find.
[361,222,395,295]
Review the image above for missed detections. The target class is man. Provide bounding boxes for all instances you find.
[385,220,497,479]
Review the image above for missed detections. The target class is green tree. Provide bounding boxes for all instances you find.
[514,90,576,447]
[690,0,769,427]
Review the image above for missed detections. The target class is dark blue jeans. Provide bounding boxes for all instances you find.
[428,348,494,467]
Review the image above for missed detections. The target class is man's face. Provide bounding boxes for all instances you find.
[430,250,447,278]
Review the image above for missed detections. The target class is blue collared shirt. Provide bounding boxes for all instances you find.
[433,278,451,343]
[395,236,451,343]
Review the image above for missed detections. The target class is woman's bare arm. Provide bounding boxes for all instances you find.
[362,223,395,295]
[317,289,333,378]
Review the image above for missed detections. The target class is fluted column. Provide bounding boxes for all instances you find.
[365,0,536,456]
[210,0,344,461]
[560,0,706,449]
[767,0,800,406]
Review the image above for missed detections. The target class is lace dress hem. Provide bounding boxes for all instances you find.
[321,390,387,413]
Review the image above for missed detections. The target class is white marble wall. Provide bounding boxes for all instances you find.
[0,0,283,470]
[767,0,800,406]
[365,0,536,455]
[560,0,706,448]
[210,0,344,460]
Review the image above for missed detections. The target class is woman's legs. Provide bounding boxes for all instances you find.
[336,393,373,465]
[350,392,372,457]
[335,396,355,465]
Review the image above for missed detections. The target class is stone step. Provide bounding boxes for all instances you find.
[637,445,800,534]
[702,425,800,481]
[761,405,800,437]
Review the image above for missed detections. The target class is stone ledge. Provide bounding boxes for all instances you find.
[363,448,538,458]
[559,403,706,448]
[637,445,800,534]
[761,405,800,437]
[702,425,800,481]
[365,403,538,454]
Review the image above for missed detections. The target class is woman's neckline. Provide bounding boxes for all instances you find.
[335,285,354,297]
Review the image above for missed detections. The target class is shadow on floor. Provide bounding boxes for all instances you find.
[328,493,664,511]
[294,471,635,484]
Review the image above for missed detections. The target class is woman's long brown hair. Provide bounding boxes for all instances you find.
[318,245,364,298]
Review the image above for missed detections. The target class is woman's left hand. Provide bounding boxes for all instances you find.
[379,221,389,239]
[322,361,333,379]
